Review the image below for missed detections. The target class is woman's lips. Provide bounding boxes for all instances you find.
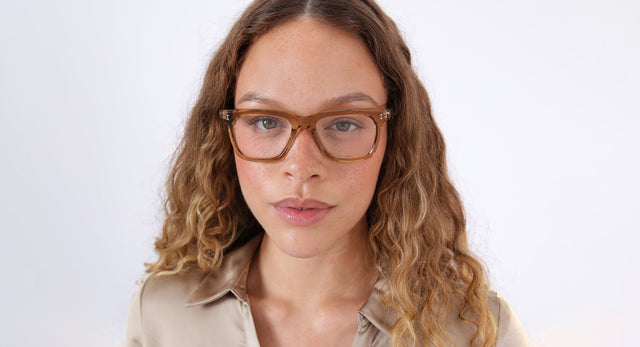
[273,198,333,227]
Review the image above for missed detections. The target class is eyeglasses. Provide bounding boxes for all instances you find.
[219,108,391,163]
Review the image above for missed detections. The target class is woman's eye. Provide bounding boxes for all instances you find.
[330,121,359,132]
[250,117,282,130]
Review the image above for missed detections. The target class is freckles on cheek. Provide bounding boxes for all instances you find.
[235,158,258,191]
[235,157,276,192]
[340,164,378,195]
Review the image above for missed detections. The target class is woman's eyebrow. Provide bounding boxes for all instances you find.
[236,91,379,109]
[321,92,379,109]
[236,92,284,108]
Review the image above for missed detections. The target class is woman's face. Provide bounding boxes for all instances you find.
[234,16,387,258]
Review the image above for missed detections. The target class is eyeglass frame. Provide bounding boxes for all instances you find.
[218,108,391,163]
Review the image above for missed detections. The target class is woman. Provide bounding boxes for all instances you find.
[124,0,529,346]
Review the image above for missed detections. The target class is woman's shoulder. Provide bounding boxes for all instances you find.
[123,235,262,347]
[444,291,529,346]
[123,271,207,346]
[487,291,530,347]
[137,270,207,307]
[138,234,263,307]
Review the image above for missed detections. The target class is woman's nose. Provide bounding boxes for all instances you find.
[282,129,328,182]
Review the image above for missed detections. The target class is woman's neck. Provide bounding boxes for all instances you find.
[247,227,377,308]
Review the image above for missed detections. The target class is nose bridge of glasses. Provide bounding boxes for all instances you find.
[290,114,316,130]
[289,123,320,149]
[285,114,328,157]
[288,115,319,150]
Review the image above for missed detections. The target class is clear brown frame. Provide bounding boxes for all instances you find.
[219,108,391,163]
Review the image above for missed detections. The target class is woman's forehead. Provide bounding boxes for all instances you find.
[235,16,386,113]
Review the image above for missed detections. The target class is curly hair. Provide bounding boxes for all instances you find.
[146,0,497,345]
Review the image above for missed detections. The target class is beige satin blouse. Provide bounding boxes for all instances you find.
[123,235,529,346]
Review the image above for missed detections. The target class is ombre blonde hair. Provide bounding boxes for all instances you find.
[147,0,497,345]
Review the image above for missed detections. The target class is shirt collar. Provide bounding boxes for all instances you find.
[185,234,262,306]
[184,233,396,335]
[358,278,397,335]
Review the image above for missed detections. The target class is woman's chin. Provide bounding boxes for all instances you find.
[260,217,369,260]
[264,231,331,259]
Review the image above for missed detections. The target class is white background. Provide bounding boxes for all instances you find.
[0,0,638,346]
